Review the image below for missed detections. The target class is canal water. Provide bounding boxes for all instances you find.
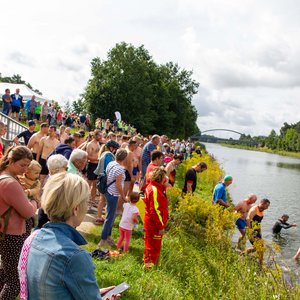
[204,143,300,266]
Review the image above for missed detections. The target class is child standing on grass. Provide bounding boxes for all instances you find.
[18,160,42,237]
[117,192,140,252]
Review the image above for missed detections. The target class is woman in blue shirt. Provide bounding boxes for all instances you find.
[20,172,119,300]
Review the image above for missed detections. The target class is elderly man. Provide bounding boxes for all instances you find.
[68,149,88,175]
[141,134,160,179]
[25,95,37,120]
[212,175,233,208]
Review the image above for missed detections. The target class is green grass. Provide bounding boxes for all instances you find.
[220,143,300,159]
[82,154,300,300]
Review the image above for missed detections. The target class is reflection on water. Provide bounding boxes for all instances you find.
[266,161,300,171]
[204,143,300,265]
[276,162,300,171]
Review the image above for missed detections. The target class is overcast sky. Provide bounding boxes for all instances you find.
[1,0,300,137]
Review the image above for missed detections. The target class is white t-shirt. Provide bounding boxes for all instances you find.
[106,161,125,196]
[119,203,139,230]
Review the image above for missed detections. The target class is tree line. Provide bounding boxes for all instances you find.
[79,42,199,139]
[0,73,43,95]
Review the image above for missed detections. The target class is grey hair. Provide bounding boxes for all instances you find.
[47,154,68,175]
[69,149,87,163]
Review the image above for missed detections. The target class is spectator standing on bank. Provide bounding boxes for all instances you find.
[0,146,38,300]
[182,162,207,194]
[13,120,36,146]
[212,175,233,208]
[2,88,11,116]
[11,88,23,120]
[25,96,37,120]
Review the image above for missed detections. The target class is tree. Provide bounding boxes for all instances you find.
[72,98,86,114]
[83,42,199,138]
[0,73,43,95]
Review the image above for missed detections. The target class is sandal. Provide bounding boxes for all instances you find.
[95,218,105,225]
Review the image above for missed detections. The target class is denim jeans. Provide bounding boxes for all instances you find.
[27,112,35,120]
[101,192,119,240]
[2,103,10,116]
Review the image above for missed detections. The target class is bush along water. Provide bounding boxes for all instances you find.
[86,153,300,300]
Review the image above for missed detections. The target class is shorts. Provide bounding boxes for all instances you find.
[249,233,262,245]
[35,114,40,121]
[12,106,20,113]
[236,218,247,230]
[124,170,131,182]
[132,166,139,176]
[32,152,37,160]
[87,162,98,181]
[39,158,49,175]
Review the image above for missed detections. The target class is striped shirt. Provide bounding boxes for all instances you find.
[106,161,125,196]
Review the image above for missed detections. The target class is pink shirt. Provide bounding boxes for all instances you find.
[0,176,37,235]
[119,203,139,230]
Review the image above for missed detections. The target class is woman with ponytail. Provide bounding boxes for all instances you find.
[0,146,38,300]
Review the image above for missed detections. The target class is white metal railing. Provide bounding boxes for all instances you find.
[0,112,28,147]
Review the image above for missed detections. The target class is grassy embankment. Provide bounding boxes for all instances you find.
[83,153,300,300]
[220,143,300,159]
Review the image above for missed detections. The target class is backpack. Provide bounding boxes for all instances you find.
[96,164,117,194]
[0,175,14,240]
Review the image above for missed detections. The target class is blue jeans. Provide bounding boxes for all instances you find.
[27,112,35,120]
[101,192,119,240]
[2,103,10,115]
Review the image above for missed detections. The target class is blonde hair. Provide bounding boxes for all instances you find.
[28,160,42,171]
[149,166,166,183]
[41,172,89,222]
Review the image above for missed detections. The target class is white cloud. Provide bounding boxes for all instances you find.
[0,0,299,136]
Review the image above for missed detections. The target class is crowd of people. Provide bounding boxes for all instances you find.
[0,113,206,299]
[1,95,300,298]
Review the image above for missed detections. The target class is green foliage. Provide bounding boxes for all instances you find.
[83,154,300,299]
[83,42,199,138]
[0,72,43,95]
[72,98,86,114]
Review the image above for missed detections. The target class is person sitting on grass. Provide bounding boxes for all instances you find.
[117,192,140,252]
[272,214,297,234]
[19,172,120,300]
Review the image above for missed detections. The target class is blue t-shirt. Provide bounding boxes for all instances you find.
[141,141,157,166]
[212,182,226,204]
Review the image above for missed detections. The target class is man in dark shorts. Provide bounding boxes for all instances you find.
[86,130,102,206]
[182,162,207,194]
[11,88,23,120]
[13,120,36,146]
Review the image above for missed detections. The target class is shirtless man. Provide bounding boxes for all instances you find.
[86,130,102,206]
[132,135,142,183]
[244,199,270,264]
[27,123,49,160]
[234,194,257,250]
[36,125,60,185]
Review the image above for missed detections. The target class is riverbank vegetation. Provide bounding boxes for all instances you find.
[219,121,300,157]
[220,143,300,159]
[84,153,300,299]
